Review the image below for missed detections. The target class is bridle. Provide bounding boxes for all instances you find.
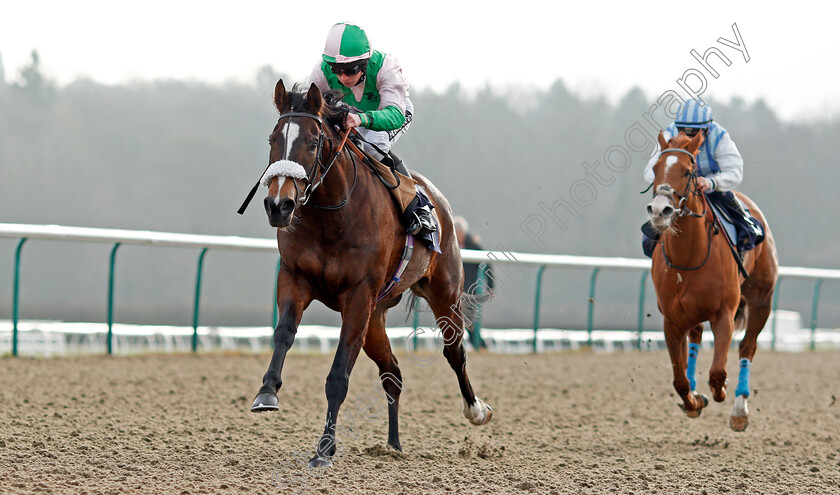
[651,147,717,271]
[274,111,357,210]
[651,148,705,219]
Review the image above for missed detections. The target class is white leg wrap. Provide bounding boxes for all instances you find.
[731,395,749,418]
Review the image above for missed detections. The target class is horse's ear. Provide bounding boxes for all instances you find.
[305,83,323,114]
[687,130,705,154]
[274,79,289,112]
[657,131,668,150]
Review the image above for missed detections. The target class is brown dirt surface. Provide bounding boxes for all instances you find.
[1,349,839,494]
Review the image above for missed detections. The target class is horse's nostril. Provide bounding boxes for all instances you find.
[647,205,653,215]
[663,205,674,216]
[279,198,295,216]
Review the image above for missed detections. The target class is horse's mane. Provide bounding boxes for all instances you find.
[667,133,693,149]
[290,84,349,129]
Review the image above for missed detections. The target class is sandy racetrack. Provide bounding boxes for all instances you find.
[1,349,839,494]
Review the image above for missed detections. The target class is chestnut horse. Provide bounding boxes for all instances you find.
[646,131,778,431]
[250,80,492,467]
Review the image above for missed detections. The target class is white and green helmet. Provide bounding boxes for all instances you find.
[322,23,371,64]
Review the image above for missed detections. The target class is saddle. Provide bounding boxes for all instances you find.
[707,196,765,254]
[345,135,440,253]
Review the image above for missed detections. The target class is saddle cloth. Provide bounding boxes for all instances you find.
[708,196,764,252]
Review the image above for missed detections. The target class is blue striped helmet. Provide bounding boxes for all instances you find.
[674,99,713,129]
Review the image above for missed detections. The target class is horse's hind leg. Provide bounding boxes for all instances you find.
[665,320,708,417]
[424,284,492,426]
[686,324,703,392]
[362,307,403,451]
[708,308,736,404]
[310,290,373,468]
[730,279,774,431]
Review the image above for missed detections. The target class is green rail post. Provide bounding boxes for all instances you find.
[412,298,420,352]
[107,243,121,355]
[810,278,823,351]
[637,270,648,350]
[271,255,282,330]
[12,238,27,357]
[532,265,547,353]
[192,248,209,353]
[469,263,487,349]
[587,268,600,347]
[770,277,782,351]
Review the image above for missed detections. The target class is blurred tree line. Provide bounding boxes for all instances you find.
[1,51,838,330]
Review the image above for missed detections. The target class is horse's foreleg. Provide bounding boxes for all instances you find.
[310,291,373,468]
[665,321,707,417]
[251,275,311,412]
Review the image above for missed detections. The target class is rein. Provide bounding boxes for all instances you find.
[345,129,403,190]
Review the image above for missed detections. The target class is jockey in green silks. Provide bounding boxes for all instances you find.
[305,22,435,236]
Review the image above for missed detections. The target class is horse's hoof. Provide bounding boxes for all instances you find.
[680,393,708,418]
[730,414,749,431]
[684,407,702,418]
[464,399,493,426]
[730,395,749,432]
[250,393,279,412]
[308,456,333,469]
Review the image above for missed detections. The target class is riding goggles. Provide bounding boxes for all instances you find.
[676,126,707,137]
[329,61,366,76]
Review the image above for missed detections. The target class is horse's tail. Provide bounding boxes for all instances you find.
[458,290,493,329]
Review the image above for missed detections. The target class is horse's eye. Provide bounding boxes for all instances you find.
[683,171,691,177]
[309,142,318,152]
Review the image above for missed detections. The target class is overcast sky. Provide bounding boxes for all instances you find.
[1,1,837,121]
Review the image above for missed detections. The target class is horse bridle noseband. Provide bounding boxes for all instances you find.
[275,111,357,210]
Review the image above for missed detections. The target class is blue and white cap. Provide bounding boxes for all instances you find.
[674,99,713,129]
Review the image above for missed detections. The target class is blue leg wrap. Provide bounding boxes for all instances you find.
[735,358,751,398]
[686,343,700,391]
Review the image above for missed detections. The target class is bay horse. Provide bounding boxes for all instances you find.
[646,131,778,431]
[250,80,492,467]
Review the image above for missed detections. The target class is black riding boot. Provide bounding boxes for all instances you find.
[383,152,437,236]
[641,220,660,240]
[715,191,749,221]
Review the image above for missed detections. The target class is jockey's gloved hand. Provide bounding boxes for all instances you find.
[331,101,351,131]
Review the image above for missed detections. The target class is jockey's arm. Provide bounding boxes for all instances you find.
[358,54,408,132]
[705,133,744,192]
[356,105,405,131]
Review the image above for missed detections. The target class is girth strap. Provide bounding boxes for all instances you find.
[376,236,414,302]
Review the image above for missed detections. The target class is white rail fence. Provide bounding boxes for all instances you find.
[2,223,839,356]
